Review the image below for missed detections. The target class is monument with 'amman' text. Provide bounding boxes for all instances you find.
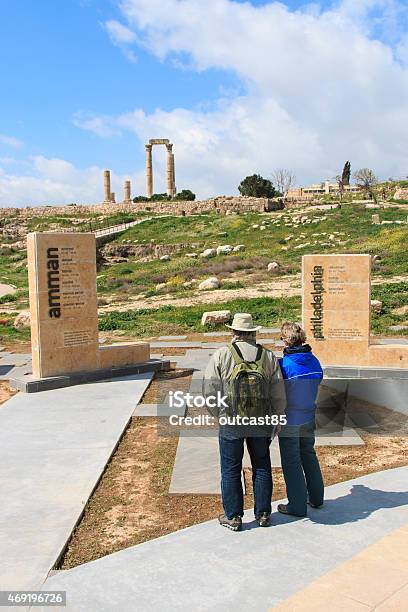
[27,232,150,379]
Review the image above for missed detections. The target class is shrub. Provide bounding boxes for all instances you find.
[238,174,278,198]
[174,189,196,201]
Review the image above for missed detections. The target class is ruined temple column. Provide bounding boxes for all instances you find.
[171,152,176,196]
[110,192,116,203]
[124,180,131,203]
[145,144,153,198]
[166,144,173,197]
[103,170,111,203]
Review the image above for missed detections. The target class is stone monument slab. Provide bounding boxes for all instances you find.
[27,232,152,381]
[302,254,370,366]
[28,232,99,378]
[302,254,408,368]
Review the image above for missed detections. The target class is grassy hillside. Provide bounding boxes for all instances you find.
[97,204,408,299]
[0,202,407,342]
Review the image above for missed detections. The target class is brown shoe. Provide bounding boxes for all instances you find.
[277,504,306,518]
[256,512,270,527]
[218,514,242,532]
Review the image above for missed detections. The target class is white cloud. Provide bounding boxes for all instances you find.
[78,0,408,197]
[102,19,138,62]
[0,156,134,207]
[0,134,24,149]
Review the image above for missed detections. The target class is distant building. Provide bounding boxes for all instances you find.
[287,180,361,200]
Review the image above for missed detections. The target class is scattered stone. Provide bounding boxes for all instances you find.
[159,254,170,261]
[216,245,233,255]
[200,248,217,258]
[267,262,280,273]
[372,214,380,225]
[233,244,245,252]
[371,299,383,314]
[201,310,231,326]
[252,224,259,229]
[183,280,197,288]
[186,253,198,258]
[388,325,408,332]
[13,311,30,329]
[198,277,220,291]
[155,283,167,291]
[392,305,408,316]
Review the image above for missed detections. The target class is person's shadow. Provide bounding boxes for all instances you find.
[270,484,408,527]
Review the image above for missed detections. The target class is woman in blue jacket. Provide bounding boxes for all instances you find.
[277,322,324,517]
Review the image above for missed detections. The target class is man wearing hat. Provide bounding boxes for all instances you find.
[203,313,286,531]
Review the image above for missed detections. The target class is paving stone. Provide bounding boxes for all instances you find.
[0,373,153,591]
[169,432,221,494]
[169,431,254,494]
[158,335,187,340]
[41,467,408,612]
[0,364,15,379]
[0,353,31,366]
[150,341,204,348]
[202,332,230,337]
[375,338,408,345]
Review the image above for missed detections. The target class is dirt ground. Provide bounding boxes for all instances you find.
[0,381,15,405]
[60,384,408,570]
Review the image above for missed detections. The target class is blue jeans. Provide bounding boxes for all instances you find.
[278,420,324,517]
[219,435,272,519]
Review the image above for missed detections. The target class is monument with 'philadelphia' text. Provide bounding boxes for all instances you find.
[302,253,408,368]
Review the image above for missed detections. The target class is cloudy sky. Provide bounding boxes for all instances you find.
[1,0,408,206]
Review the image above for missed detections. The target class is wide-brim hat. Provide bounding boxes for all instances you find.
[226,313,262,332]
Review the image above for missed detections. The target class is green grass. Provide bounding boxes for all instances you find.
[371,282,408,335]
[99,204,408,295]
[99,295,301,337]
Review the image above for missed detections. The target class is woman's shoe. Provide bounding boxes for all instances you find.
[307,501,324,509]
[277,504,306,517]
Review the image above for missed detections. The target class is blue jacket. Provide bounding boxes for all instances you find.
[279,345,323,426]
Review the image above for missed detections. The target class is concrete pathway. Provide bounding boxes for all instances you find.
[161,349,363,494]
[0,350,32,380]
[273,523,408,610]
[41,467,408,612]
[0,373,153,592]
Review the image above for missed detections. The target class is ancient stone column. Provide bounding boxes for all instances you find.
[110,192,116,203]
[166,144,173,197]
[171,152,176,196]
[145,144,153,198]
[103,170,111,203]
[124,180,131,203]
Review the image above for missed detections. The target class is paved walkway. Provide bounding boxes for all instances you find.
[273,523,408,610]
[41,467,408,611]
[160,346,364,495]
[0,373,153,592]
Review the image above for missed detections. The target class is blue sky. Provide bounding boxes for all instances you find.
[0,0,407,205]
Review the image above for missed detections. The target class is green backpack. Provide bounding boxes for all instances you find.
[227,343,270,418]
